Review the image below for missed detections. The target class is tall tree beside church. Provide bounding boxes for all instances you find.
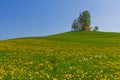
[82,10,91,30]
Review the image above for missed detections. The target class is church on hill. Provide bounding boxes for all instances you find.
[72,11,92,31]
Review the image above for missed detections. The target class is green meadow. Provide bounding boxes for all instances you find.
[0,31,120,80]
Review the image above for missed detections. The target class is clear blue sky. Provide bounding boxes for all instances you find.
[0,0,120,40]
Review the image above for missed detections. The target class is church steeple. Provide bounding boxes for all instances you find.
[79,13,82,21]
[80,13,82,17]
[79,11,82,18]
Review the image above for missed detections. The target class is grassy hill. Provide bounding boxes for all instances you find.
[0,31,120,79]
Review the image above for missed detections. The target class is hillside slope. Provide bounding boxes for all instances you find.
[0,31,120,79]
[17,31,120,46]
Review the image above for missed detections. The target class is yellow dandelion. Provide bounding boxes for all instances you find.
[0,76,2,80]
[53,78,57,80]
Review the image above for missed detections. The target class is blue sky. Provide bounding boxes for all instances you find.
[0,0,120,40]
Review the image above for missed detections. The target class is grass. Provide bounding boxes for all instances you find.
[0,31,120,80]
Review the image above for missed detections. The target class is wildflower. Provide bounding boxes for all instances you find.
[53,78,57,80]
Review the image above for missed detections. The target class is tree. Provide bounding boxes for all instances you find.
[82,10,91,30]
[94,26,99,31]
[72,22,78,31]
[72,19,78,31]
